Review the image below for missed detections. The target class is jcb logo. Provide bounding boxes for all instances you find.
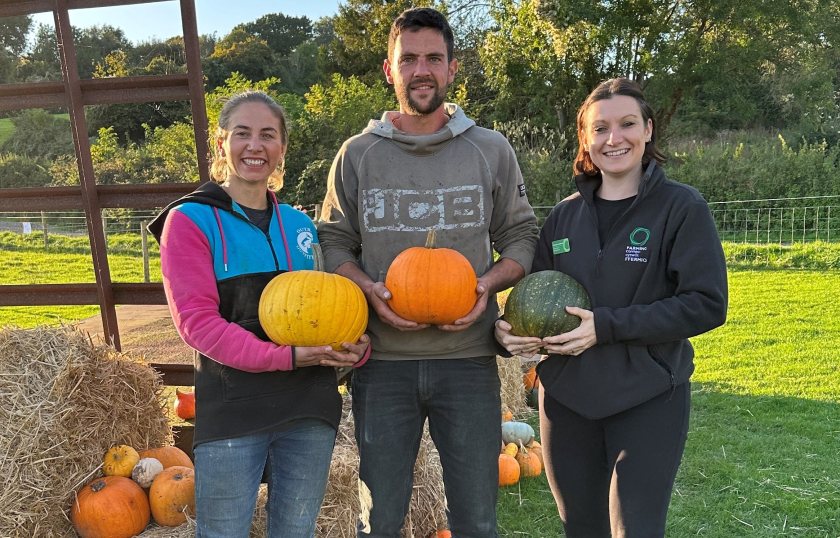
[363,186,485,232]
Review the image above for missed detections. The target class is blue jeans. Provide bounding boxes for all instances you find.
[352,357,501,538]
[194,419,336,538]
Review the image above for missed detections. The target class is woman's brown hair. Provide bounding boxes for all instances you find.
[573,78,666,176]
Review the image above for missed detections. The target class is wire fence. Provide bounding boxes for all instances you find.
[1,196,838,251]
[534,195,840,244]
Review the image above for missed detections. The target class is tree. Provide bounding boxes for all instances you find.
[482,0,838,137]
[72,25,132,79]
[206,29,279,88]
[288,73,395,205]
[240,13,312,56]
[0,15,32,57]
[18,24,61,81]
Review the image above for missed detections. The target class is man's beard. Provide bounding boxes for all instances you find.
[397,79,447,115]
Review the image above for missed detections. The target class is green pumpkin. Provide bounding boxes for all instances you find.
[502,420,535,446]
[504,270,591,339]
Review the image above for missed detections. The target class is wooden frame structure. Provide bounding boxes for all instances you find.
[0,1,208,388]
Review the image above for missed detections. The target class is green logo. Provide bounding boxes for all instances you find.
[552,238,570,254]
[629,227,650,246]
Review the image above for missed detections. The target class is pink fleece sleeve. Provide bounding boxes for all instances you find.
[159,210,294,372]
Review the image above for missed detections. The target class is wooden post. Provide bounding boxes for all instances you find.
[41,211,48,248]
[141,220,150,283]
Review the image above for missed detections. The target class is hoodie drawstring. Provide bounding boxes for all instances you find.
[269,191,294,272]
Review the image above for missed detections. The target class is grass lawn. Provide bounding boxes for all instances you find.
[0,117,15,146]
[497,269,840,537]
[2,236,839,536]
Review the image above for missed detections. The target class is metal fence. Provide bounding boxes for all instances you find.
[2,196,838,245]
[534,195,840,244]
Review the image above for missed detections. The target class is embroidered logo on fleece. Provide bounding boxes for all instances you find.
[625,227,650,263]
[297,228,314,259]
[552,238,570,254]
[518,184,526,197]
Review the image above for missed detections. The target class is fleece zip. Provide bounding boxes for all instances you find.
[533,161,728,418]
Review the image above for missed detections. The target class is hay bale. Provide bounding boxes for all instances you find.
[317,401,447,538]
[497,355,531,419]
[0,326,171,538]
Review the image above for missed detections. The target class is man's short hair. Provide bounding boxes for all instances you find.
[388,7,455,62]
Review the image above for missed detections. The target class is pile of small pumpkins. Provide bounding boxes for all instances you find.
[70,443,195,538]
[498,420,543,487]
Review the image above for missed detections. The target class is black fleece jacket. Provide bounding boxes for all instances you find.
[534,161,728,419]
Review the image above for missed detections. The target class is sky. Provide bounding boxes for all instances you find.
[31,0,343,44]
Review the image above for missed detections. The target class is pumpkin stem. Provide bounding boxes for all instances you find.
[311,243,325,272]
[425,229,437,249]
[90,479,106,492]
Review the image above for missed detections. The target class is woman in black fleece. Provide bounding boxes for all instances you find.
[495,78,728,537]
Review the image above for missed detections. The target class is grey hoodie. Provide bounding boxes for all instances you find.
[318,104,538,360]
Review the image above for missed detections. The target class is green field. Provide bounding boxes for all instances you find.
[2,237,839,536]
[0,117,14,146]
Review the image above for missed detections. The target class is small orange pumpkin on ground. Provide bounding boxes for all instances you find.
[102,445,140,477]
[501,405,514,422]
[516,444,542,478]
[149,465,196,526]
[523,365,539,390]
[385,229,477,325]
[498,453,520,487]
[140,445,194,470]
[174,388,195,420]
[527,440,544,467]
[70,476,150,538]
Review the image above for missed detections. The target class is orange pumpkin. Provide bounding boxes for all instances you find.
[140,446,194,470]
[523,365,538,390]
[102,445,140,477]
[498,453,520,487]
[149,465,195,526]
[501,406,514,422]
[516,445,542,478]
[70,476,150,538]
[259,244,368,350]
[174,388,195,420]
[385,230,477,325]
[527,440,544,467]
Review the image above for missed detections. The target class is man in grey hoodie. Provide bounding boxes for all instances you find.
[318,7,538,537]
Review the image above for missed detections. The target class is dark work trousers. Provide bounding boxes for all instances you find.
[539,382,690,538]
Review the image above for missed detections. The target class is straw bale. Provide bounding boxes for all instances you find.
[0,326,171,538]
[497,355,532,419]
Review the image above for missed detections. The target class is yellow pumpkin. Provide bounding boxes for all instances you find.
[259,244,368,350]
[502,442,518,457]
[102,445,140,477]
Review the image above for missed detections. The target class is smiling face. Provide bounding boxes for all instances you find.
[218,101,286,186]
[582,94,653,184]
[384,27,457,116]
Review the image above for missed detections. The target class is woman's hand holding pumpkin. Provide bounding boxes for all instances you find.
[295,334,371,368]
[494,319,543,359]
[541,307,596,356]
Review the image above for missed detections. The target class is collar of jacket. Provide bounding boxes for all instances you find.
[574,160,663,205]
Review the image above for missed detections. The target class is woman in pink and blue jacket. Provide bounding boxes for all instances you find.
[148,90,370,538]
